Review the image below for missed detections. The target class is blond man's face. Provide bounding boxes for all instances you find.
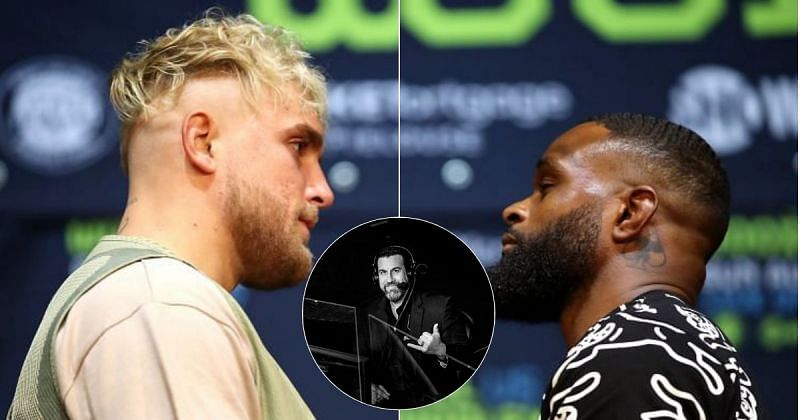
[220,82,334,289]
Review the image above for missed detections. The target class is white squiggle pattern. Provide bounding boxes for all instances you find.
[555,322,621,387]
[724,358,758,419]
[553,406,577,420]
[569,322,617,357]
[545,293,758,419]
[566,339,724,395]
[549,372,601,417]
[674,305,736,352]
[686,342,725,393]
[642,374,707,420]
[632,297,657,314]
[615,312,685,334]
[654,327,667,340]
[609,328,623,342]
[663,293,686,302]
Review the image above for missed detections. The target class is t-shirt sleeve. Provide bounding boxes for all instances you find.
[60,302,260,420]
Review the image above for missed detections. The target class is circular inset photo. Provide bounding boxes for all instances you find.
[302,217,495,410]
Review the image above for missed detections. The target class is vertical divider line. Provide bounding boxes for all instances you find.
[396,3,403,417]
[397,0,402,420]
[397,0,401,218]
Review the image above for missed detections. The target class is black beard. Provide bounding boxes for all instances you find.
[489,202,600,322]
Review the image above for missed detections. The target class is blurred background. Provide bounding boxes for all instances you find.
[0,0,796,419]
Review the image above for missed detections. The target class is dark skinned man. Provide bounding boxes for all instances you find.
[490,113,763,419]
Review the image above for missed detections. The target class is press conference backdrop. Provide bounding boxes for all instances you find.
[0,1,795,419]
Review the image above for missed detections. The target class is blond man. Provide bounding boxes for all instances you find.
[9,10,333,420]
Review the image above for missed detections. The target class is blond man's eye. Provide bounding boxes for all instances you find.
[291,139,309,153]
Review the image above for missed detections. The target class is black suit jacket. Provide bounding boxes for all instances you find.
[362,291,469,408]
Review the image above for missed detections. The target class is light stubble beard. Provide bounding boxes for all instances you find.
[225,175,313,290]
[488,202,601,322]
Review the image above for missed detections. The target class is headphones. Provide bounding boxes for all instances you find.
[372,245,416,284]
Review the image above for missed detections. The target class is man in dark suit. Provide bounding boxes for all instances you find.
[362,245,469,409]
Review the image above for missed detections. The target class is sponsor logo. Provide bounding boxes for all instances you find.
[0,56,118,175]
[326,80,573,160]
[667,65,797,156]
[248,0,794,51]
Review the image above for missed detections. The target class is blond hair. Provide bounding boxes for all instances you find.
[109,9,327,173]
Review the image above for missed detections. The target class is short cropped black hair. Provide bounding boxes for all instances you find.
[374,245,415,273]
[588,113,731,252]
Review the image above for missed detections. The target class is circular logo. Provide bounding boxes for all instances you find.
[0,56,118,175]
[667,65,762,156]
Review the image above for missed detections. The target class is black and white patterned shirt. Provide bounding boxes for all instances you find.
[540,291,762,419]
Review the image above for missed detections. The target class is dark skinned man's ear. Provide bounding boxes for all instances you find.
[611,186,658,243]
[181,112,216,174]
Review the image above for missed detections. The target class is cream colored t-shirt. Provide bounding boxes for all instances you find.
[55,257,261,419]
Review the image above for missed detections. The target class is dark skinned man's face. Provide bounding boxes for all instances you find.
[489,122,617,322]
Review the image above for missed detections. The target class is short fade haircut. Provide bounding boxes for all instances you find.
[588,113,731,255]
[375,245,415,274]
[109,8,327,173]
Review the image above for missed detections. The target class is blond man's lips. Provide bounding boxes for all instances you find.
[300,217,318,231]
[299,206,319,230]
